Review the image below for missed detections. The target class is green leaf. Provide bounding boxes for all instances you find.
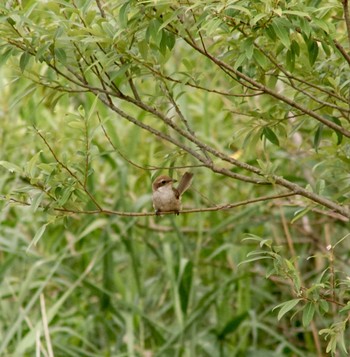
[298,16,311,37]
[159,30,175,55]
[272,18,291,48]
[86,92,100,122]
[179,260,193,314]
[307,39,319,66]
[31,192,45,212]
[291,207,312,224]
[265,25,277,41]
[234,53,247,71]
[313,123,323,152]
[312,18,330,34]
[26,151,42,177]
[27,223,48,251]
[291,40,300,56]
[282,10,310,18]
[339,302,350,314]
[319,299,329,314]
[0,160,22,173]
[55,47,67,64]
[118,2,129,28]
[138,39,149,60]
[339,329,348,354]
[242,37,254,60]
[227,5,251,16]
[146,18,163,46]
[262,127,280,146]
[164,31,175,51]
[237,256,273,266]
[253,49,268,69]
[0,48,14,67]
[19,52,31,72]
[57,186,74,206]
[250,13,267,26]
[274,298,302,320]
[328,116,343,144]
[316,179,325,195]
[78,219,108,239]
[286,49,295,72]
[302,302,315,327]
[321,41,331,56]
[217,312,248,340]
[37,163,56,175]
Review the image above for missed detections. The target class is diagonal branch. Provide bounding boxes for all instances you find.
[97,94,350,218]
[183,39,350,138]
[96,93,267,185]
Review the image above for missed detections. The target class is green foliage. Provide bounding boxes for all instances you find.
[0,0,349,355]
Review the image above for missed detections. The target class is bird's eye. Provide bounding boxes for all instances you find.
[161,180,166,184]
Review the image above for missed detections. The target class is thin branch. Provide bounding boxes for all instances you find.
[98,111,205,172]
[95,91,350,217]
[131,57,262,97]
[83,117,90,189]
[8,28,350,217]
[187,1,208,54]
[183,38,350,138]
[34,127,103,211]
[95,93,268,185]
[98,115,207,170]
[95,0,106,18]
[2,192,297,217]
[98,112,203,172]
[226,12,349,108]
[162,81,212,164]
[334,39,350,66]
[255,43,350,109]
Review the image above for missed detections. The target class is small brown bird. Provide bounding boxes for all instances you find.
[152,172,193,215]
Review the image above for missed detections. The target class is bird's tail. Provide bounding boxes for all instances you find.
[177,172,194,196]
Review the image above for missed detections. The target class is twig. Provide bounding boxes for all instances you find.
[9,22,350,218]
[98,95,268,184]
[183,38,350,138]
[95,0,106,18]
[334,39,350,66]
[34,127,103,211]
[131,55,263,97]
[97,112,153,171]
[95,93,350,218]
[2,192,296,217]
[255,43,350,110]
[98,112,206,172]
[162,82,212,163]
[83,116,90,189]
